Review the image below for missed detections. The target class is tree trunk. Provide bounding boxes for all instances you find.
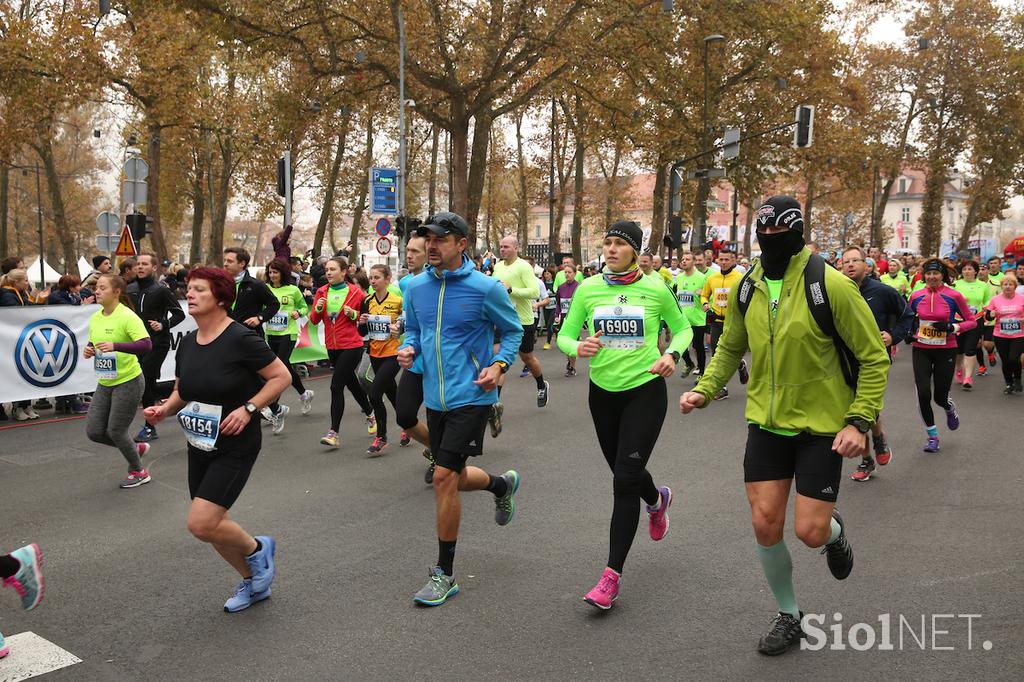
[0,160,8,260]
[956,175,985,253]
[918,156,946,257]
[651,154,669,254]
[350,114,375,263]
[189,155,205,265]
[450,101,470,219]
[603,142,622,232]
[689,176,710,253]
[465,113,492,252]
[34,139,75,273]
[804,178,816,244]
[428,123,439,216]
[743,193,755,256]
[515,111,528,249]
[571,132,584,264]
[207,130,232,261]
[146,119,169,260]
[313,114,350,258]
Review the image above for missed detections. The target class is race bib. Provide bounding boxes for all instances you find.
[177,401,222,452]
[366,314,392,341]
[267,313,289,332]
[714,287,729,309]
[999,317,1022,336]
[592,305,646,350]
[677,290,696,308]
[94,352,117,381]
[560,299,571,314]
[917,320,947,346]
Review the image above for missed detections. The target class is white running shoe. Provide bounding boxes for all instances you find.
[25,408,40,420]
[300,390,315,415]
[271,405,290,435]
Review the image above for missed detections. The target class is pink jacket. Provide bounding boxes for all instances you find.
[908,285,976,350]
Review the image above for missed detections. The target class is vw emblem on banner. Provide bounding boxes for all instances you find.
[15,319,79,388]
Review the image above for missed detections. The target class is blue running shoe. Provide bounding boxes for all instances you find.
[224,579,271,613]
[0,631,9,659]
[245,536,276,594]
[2,543,44,611]
[413,567,459,606]
[133,424,158,443]
[945,400,960,431]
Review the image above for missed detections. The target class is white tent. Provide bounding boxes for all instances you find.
[77,256,93,280]
[22,256,63,285]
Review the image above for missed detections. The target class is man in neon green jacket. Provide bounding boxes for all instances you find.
[680,195,889,657]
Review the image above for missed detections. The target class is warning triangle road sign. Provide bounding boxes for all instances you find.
[115,225,137,257]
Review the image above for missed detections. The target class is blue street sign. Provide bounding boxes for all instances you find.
[371,167,398,215]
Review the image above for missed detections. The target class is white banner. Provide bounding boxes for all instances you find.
[0,303,197,404]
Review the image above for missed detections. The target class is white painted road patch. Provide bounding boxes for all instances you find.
[0,632,81,682]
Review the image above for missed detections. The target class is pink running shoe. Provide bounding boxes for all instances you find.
[583,568,620,610]
[955,368,964,384]
[647,486,673,541]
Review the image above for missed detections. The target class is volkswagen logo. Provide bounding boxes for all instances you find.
[14,319,79,388]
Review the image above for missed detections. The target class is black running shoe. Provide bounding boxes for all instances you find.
[422,449,435,485]
[822,509,853,580]
[488,403,503,438]
[757,611,805,656]
[537,380,550,408]
[738,359,750,385]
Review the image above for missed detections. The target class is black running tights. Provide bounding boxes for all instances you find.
[368,356,400,439]
[912,346,957,427]
[395,370,424,430]
[268,335,306,412]
[588,377,666,573]
[328,347,372,431]
[995,338,1023,385]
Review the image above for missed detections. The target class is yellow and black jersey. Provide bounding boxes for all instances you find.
[358,291,403,357]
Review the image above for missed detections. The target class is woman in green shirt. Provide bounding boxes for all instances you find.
[263,259,313,430]
[953,260,990,390]
[556,220,693,611]
[84,274,153,488]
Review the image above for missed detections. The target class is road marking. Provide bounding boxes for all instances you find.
[0,632,81,681]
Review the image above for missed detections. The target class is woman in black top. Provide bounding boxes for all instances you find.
[144,267,291,613]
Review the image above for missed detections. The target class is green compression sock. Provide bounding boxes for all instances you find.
[757,540,799,619]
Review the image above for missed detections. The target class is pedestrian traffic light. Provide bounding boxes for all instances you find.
[793,105,815,148]
[126,213,149,242]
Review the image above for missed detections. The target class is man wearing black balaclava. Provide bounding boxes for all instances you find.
[679,195,890,657]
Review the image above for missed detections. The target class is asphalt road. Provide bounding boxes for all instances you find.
[1,347,1022,681]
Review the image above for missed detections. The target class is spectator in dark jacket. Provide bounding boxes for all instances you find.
[222,247,280,328]
[48,275,93,306]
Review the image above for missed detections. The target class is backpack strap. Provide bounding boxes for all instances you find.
[804,253,859,388]
[736,268,757,317]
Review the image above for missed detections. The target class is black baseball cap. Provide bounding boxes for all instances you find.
[417,212,470,238]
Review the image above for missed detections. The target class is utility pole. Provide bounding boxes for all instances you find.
[34,162,44,289]
[549,98,556,262]
[397,3,407,271]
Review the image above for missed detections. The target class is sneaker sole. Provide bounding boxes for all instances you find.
[224,588,271,613]
[120,475,152,489]
[851,472,873,481]
[582,595,616,610]
[320,438,339,448]
[413,583,459,606]
[757,633,805,656]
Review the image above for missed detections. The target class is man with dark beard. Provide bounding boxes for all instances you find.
[679,195,889,656]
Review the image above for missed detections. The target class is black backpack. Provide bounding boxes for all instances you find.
[736,253,860,388]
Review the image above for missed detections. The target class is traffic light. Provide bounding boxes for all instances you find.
[276,157,288,197]
[668,215,684,248]
[793,105,815,148]
[396,216,421,239]
[723,127,741,160]
[126,213,149,242]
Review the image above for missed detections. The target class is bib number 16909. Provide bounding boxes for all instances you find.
[592,305,646,350]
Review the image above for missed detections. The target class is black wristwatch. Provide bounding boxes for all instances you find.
[244,401,258,415]
[846,418,872,433]
[666,350,680,363]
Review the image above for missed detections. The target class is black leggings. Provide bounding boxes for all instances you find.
[543,307,556,343]
[994,337,1023,384]
[395,370,424,430]
[912,346,957,427]
[328,347,372,431]
[368,356,400,439]
[709,320,725,357]
[268,335,306,411]
[140,338,170,410]
[681,324,707,372]
[588,377,666,573]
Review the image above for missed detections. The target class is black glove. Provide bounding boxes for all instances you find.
[930,321,954,332]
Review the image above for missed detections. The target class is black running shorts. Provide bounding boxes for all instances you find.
[518,325,536,354]
[188,446,258,509]
[426,405,490,473]
[743,423,842,502]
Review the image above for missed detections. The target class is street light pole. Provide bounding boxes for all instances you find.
[397,4,407,271]
[549,98,556,262]
[694,34,725,252]
[34,162,44,289]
